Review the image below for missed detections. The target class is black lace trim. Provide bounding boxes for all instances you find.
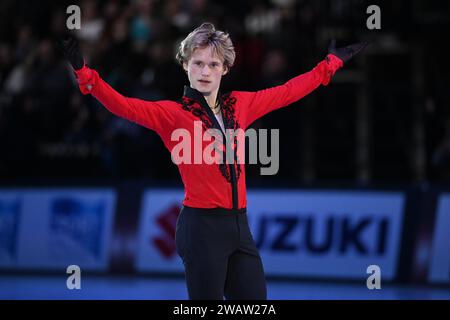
[178,97,213,131]
[218,93,242,183]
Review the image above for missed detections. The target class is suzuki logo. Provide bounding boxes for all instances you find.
[254,214,389,255]
[152,204,181,258]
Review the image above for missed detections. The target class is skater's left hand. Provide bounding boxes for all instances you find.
[328,39,369,63]
[57,35,85,71]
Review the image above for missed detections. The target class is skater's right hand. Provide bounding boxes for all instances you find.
[58,35,85,71]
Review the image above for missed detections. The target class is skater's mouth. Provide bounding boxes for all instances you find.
[198,79,211,84]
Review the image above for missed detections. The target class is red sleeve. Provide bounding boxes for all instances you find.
[73,66,175,137]
[234,54,343,129]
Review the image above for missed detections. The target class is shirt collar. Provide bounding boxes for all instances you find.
[183,85,205,102]
[182,85,224,105]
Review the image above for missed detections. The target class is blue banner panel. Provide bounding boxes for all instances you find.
[0,189,116,271]
[428,194,450,284]
[247,190,405,280]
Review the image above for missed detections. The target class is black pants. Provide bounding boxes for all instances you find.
[175,205,267,300]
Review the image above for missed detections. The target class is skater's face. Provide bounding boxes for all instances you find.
[183,46,228,97]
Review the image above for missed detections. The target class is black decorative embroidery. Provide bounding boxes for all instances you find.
[178,97,213,131]
[220,93,237,130]
[218,93,242,183]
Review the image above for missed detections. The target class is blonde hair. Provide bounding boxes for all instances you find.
[176,23,235,71]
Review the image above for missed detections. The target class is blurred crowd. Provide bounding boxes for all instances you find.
[0,0,449,183]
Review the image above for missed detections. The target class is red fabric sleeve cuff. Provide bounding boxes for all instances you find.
[73,65,98,95]
[321,54,344,86]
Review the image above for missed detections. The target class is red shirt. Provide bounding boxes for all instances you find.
[74,54,343,209]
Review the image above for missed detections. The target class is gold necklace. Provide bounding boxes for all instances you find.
[211,100,221,114]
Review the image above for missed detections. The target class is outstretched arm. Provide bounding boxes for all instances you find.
[58,36,175,135]
[235,40,368,129]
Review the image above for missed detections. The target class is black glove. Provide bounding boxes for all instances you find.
[57,36,84,70]
[328,39,369,63]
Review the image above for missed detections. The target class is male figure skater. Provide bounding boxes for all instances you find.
[60,23,367,300]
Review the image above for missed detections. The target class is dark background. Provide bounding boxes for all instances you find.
[1,0,449,185]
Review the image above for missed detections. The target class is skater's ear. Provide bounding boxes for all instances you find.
[183,61,188,73]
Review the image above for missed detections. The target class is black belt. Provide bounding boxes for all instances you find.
[183,205,246,216]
